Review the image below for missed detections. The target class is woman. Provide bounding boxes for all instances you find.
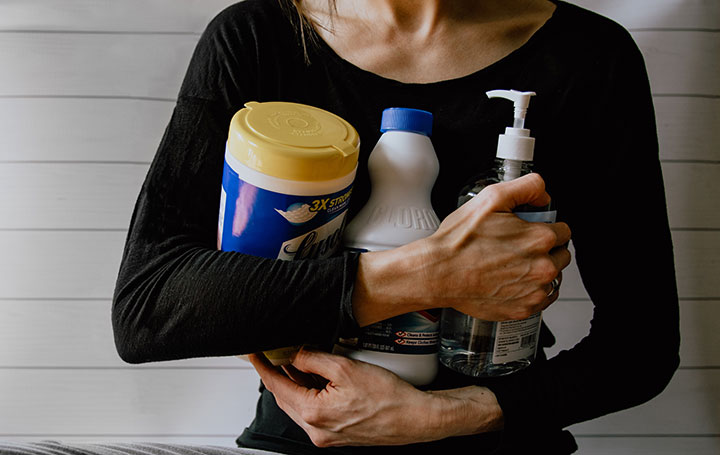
[111,0,679,454]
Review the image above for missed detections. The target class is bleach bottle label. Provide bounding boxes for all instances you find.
[338,310,441,355]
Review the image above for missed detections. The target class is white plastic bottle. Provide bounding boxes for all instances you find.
[334,107,441,386]
[439,90,557,377]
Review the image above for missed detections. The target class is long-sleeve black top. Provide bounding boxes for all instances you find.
[112,1,680,453]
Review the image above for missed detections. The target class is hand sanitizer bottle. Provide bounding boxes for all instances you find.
[439,90,556,377]
[334,108,441,386]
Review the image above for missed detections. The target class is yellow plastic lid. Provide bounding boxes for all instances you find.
[228,101,360,182]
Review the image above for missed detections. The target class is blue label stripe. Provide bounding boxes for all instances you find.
[515,210,557,223]
[219,160,353,260]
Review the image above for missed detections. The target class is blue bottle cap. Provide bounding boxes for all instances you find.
[380,108,433,136]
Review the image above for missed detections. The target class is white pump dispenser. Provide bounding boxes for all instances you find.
[486,90,536,165]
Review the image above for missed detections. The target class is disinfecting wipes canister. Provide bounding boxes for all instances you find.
[218,101,360,366]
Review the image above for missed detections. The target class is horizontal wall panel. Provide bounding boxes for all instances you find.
[571,0,720,30]
[575,436,720,455]
[0,0,236,33]
[1,162,710,230]
[570,369,720,435]
[0,231,713,300]
[0,163,147,230]
[656,96,720,162]
[663,162,720,229]
[0,300,244,368]
[2,96,715,164]
[553,252,586,301]
[544,300,720,368]
[543,299,593,355]
[0,98,172,163]
[0,369,260,435]
[634,31,720,96]
[0,231,126,299]
[673,231,720,299]
[0,33,196,98]
[678,300,720,367]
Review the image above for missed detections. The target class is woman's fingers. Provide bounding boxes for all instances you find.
[282,364,328,390]
[249,352,330,434]
[291,347,354,381]
[248,353,311,403]
[548,221,572,247]
[549,244,572,271]
[472,173,551,213]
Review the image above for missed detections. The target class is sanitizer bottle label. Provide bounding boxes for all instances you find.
[219,160,353,260]
[492,312,542,364]
[490,208,556,364]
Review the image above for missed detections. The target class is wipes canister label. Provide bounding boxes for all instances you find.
[218,159,353,260]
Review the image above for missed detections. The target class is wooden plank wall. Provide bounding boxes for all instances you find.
[0,0,717,453]
[0,0,249,448]
[544,1,720,454]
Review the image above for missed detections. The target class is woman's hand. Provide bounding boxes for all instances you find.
[352,173,572,326]
[249,348,503,448]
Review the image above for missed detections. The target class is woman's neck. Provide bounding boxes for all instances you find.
[347,0,447,36]
[303,0,557,83]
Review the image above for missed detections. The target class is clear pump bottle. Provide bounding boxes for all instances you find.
[334,108,441,386]
[439,90,556,377]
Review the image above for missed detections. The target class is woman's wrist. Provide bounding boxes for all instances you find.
[351,239,436,327]
[429,386,505,437]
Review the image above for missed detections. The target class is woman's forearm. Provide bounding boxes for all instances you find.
[250,349,504,447]
[429,386,505,437]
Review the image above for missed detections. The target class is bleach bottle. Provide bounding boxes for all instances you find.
[218,101,360,366]
[334,108,441,386]
[439,90,556,377]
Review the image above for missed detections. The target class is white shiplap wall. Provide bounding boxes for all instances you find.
[0,1,717,453]
[546,1,720,454]
[0,0,250,448]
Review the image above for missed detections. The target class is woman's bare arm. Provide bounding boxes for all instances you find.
[250,348,504,448]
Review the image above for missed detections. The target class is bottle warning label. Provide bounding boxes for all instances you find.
[491,312,542,364]
[338,310,440,355]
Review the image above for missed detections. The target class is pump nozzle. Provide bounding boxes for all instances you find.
[486,89,537,162]
[486,90,536,129]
